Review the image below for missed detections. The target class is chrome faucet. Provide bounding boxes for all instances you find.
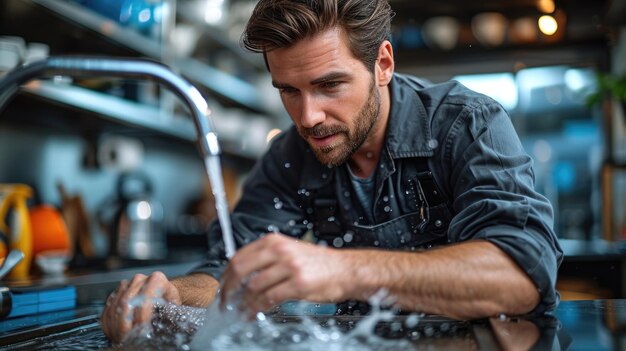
[0,57,235,258]
[0,57,220,156]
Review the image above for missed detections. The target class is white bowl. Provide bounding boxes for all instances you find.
[35,251,70,275]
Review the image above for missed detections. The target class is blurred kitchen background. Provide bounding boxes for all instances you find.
[1,0,626,299]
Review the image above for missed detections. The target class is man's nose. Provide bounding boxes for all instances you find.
[300,95,325,129]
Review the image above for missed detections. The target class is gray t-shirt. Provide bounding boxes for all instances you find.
[346,164,376,225]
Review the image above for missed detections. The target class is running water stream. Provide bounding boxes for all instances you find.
[204,155,236,259]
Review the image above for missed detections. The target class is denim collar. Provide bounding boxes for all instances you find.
[385,73,434,159]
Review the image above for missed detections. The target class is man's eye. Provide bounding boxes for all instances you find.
[279,87,298,94]
[321,81,341,89]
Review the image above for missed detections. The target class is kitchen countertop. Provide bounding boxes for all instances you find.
[0,299,624,349]
[4,251,205,305]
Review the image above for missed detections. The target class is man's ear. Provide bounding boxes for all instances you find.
[375,40,394,86]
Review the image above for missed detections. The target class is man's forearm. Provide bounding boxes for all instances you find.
[340,241,540,319]
[171,273,220,307]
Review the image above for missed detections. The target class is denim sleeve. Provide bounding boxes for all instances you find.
[188,129,309,281]
[443,100,563,314]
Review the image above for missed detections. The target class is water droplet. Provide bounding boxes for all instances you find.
[256,312,267,321]
[274,202,283,209]
[383,196,389,202]
[284,162,291,168]
[384,206,391,212]
[306,223,314,230]
[305,191,310,197]
[327,216,335,222]
[424,325,435,337]
[333,237,344,247]
[292,334,302,343]
[343,191,350,197]
[374,240,380,246]
[267,225,279,233]
[498,313,507,321]
[406,314,420,328]
[428,139,439,149]
[288,219,296,226]
[303,219,309,225]
[343,232,353,242]
[273,197,280,203]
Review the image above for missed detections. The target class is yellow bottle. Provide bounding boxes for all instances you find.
[0,184,33,279]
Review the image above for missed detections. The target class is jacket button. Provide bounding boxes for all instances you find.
[434,220,443,227]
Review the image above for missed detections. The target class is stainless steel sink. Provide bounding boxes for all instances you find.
[0,305,106,350]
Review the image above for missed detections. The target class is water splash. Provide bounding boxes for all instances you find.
[115,290,476,351]
[187,289,419,351]
[204,155,235,259]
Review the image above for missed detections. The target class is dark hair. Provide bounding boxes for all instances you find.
[241,0,394,72]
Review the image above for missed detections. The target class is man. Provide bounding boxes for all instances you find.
[101,0,562,343]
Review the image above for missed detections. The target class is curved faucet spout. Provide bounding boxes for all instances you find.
[0,56,235,258]
[0,57,220,156]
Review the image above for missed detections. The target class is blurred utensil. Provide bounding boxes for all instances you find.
[0,249,24,280]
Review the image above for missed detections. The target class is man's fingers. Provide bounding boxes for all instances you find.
[220,234,290,305]
[247,279,294,313]
[101,279,131,343]
[221,251,276,304]
[134,272,176,325]
[244,262,291,296]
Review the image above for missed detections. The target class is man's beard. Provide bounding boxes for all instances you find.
[299,79,381,167]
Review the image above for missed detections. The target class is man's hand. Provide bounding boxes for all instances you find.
[220,233,350,314]
[100,271,181,344]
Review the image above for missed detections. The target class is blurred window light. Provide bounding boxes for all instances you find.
[509,17,538,44]
[138,8,151,23]
[471,12,508,47]
[537,0,556,14]
[564,68,597,98]
[453,73,518,111]
[421,16,460,51]
[204,0,226,25]
[538,15,558,36]
[533,139,553,163]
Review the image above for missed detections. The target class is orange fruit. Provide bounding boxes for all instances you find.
[29,205,71,256]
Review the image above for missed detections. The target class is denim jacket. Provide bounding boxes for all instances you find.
[191,73,563,314]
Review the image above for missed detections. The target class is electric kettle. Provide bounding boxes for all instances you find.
[112,172,165,260]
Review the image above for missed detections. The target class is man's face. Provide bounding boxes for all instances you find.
[266,28,381,166]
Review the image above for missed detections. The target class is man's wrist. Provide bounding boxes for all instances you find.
[336,249,382,301]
